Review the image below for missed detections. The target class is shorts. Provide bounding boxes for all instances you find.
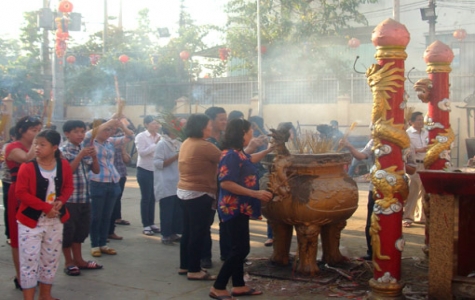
[62,203,91,248]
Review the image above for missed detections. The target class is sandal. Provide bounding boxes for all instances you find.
[64,265,81,276]
[143,229,154,236]
[78,260,103,270]
[402,221,412,228]
[91,248,102,257]
[231,288,263,297]
[178,269,188,275]
[209,292,236,300]
[115,219,130,225]
[100,246,117,255]
[187,271,216,281]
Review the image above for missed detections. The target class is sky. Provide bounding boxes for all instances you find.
[0,0,228,43]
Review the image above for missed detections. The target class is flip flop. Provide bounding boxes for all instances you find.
[78,260,103,270]
[64,265,81,276]
[209,292,236,300]
[187,272,216,281]
[231,288,263,297]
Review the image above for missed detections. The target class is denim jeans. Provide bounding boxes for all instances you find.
[137,167,156,228]
[109,177,127,235]
[90,181,120,248]
[159,195,183,237]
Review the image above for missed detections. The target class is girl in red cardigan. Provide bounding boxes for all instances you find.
[15,130,74,300]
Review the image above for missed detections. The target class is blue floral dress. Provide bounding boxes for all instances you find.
[217,149,261,222]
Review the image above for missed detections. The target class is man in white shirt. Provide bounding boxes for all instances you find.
[403,111,428,227]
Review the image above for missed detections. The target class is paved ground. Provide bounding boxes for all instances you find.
[0,168,427,299]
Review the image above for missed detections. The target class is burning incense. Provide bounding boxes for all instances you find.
[46,99,54,128]
[89,119,103,146]
[114,76,125,117]
[336,122,358,152]
[0,114,11,135]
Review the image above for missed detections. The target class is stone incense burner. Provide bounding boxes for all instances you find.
[261,129,359,276]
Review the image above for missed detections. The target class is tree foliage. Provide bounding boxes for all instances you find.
[64,8,219,110]
[0,12,44,114]
[223,0,377,77]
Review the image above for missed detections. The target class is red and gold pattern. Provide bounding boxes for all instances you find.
[367,18,409,298]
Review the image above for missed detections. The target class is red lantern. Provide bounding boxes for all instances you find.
[180,50,190,61]
[257,45,267,54]
[348,37,360,49]
[89,54,100,65]
[58,0,74,13]
[453,29,467,41]
[66,55,76,64]
[218,48,230,61]
[119,54,129,64]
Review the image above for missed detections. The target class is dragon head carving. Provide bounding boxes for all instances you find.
[413,78,433,103]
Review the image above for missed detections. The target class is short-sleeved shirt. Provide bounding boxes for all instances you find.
[60,141,93,203]
[83,132,127,183]
[5,141,29,182]
[406,126,429,161]
[217,149,261,222]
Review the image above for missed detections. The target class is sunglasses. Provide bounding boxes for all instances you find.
[24,116,41,123]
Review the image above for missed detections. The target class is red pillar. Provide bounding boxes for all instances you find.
[367,19,410,299]
[422,41,454,171]
[414,41,454,252]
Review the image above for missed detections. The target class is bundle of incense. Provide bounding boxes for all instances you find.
[89,119,103,146]
[251,122,266,136]
[46,99,54,128]
[295,134,307,154]
[114,76,125,117]
[0,114,10,135]
[336,122,358,152]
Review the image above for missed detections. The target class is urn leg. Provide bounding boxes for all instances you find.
[321,221,347,265]
[269,221,293,266]
[294,224,320,275]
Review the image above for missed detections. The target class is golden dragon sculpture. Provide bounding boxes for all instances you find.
[366,62,409,271]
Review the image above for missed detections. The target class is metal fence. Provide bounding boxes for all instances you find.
[71,72,475,107]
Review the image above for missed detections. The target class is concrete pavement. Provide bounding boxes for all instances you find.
[0,168,426,299]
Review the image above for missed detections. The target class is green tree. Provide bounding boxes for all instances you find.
[0,12,44,114]
[223,0,377,77]
[64,7,220,110]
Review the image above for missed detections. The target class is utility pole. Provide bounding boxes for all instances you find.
[103,0,108,55]
[393,0,400,22]
[42,0,52,105]
[257,0,263,117]
[118,0,123,30]
[429,0,437,43]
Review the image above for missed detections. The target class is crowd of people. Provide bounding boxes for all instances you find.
[0,108,275,300]
[0,108,431,299]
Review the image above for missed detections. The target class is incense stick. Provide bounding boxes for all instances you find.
[336,122,358,152]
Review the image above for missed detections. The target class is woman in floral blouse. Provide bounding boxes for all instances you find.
[209,119,273,300]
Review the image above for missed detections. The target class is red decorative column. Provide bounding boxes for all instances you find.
[422,41,454,171]
[366,19,410,299]
[414,41,454,255]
